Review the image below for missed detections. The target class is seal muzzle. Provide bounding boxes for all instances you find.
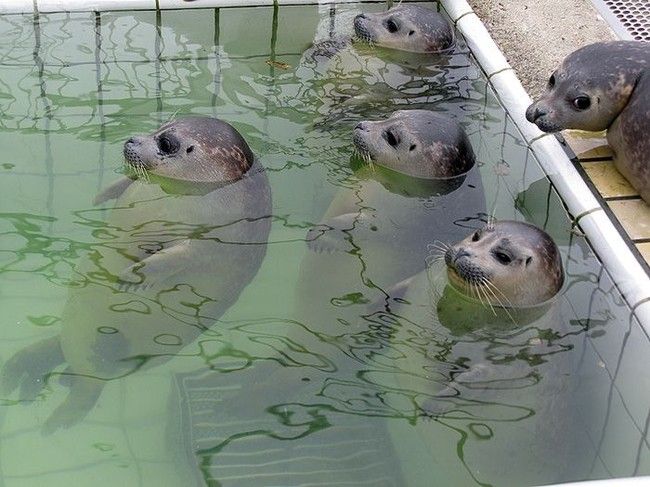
[353,14,374,43]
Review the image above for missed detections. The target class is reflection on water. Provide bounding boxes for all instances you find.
[0,3,649,487]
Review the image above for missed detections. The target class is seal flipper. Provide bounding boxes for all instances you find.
[93,176,135,206]
[42,376,104,435]
[306,212,375,253]
[118,239,191,291]
[1,336,65,399]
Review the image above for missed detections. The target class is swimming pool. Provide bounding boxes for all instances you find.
[0,1,649,486]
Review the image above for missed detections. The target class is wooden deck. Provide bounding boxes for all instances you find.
[562,130,650,269]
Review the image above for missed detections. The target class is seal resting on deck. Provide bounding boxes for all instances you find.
[1,117,272,433]
[526,41,650,203]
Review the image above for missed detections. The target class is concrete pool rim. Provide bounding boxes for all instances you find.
[1,0,649,358]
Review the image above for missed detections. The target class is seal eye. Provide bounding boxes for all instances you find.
[494,251,512,265]
[573,96,591,110]
[548,74,556,89]
[384,130,400,147]
[471,231,480,242]
[157,135,180,155]
[385,19,399,33]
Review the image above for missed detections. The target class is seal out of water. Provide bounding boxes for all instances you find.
[525,41,650,203]
[444,220,564,307]
[1,116,272,433]
[353,5,454,53]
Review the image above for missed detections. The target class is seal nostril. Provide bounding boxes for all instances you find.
[454,249,470,263]
[355,122,368,131]
[526,104,547,123]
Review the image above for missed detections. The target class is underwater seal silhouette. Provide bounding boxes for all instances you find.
[2,117,272,433]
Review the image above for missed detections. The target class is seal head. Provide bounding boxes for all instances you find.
[525,41,649,133]
[353,5,454,53]
[444,221,564,307]
[352,109,475,179]
[525,41,650,201]
[123,117,254,184]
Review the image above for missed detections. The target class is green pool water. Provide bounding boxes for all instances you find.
[0,2,649,486]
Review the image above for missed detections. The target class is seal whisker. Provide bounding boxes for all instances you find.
[141,165,150,183]
[486,212,497,231]
[483,278,514,309]
[473,280,496,316]
[425,253,445,267]
[427,241,450,255]
[429,240,451,251]
[481,285,498,316]
[166,108,181,124]
[480,278,515,323]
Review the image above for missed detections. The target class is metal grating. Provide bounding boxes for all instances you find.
[590,0,650,41]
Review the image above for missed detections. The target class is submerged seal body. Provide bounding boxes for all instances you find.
[376,222,595,485]
[526,41,650,202]
[295,109,484,331]
[353,5,454,53]
[2,117,272,432]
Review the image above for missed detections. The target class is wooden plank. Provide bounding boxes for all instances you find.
[582,161,638,199]
[608,199,650,241]
[637,242,650,265]
[563,130,613,160]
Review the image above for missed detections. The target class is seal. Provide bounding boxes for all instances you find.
[1,116,272,433]
[353,4,454,53]
[444,220,564,308]
[295,109,485,334]
[364,222,595,486]
[525,41,650,202]
[353,109,475,179]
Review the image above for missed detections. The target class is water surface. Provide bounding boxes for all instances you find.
[0,3,649,486]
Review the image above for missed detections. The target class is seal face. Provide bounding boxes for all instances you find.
[123,117,255,184]
[444,221,564,307]
[353,5,454,53]
[352,109,475,179]
[525,41,650,202]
